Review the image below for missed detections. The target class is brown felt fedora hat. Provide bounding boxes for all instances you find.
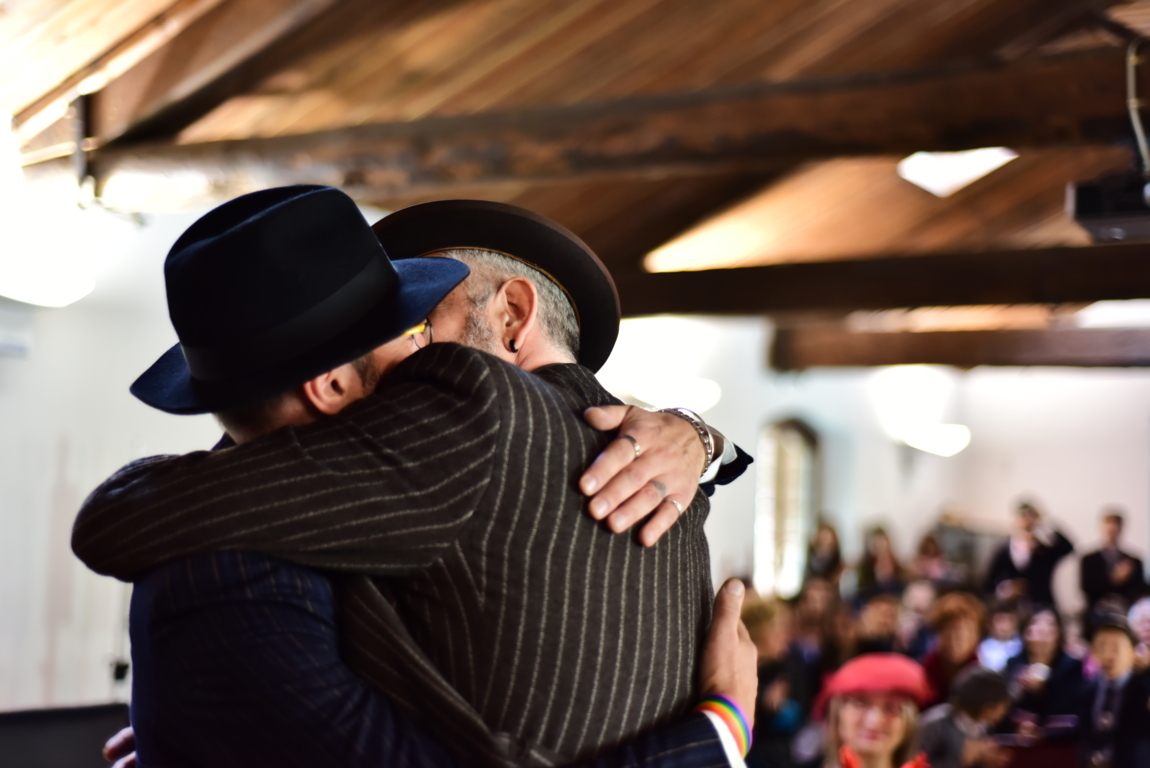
[371,200,620,372]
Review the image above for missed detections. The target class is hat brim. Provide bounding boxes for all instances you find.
[131,257,469,415]
[372,200,620,372]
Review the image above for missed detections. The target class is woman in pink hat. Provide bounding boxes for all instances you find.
[818,653,933,768]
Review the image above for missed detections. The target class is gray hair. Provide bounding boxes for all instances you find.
[437,248,579,360]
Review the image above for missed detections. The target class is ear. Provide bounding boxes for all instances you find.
[299,361,365,416]
[490,276,539,354]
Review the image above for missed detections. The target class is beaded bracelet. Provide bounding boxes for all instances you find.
[695,693,751,757]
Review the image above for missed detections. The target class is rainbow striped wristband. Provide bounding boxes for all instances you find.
[695,694,751,757]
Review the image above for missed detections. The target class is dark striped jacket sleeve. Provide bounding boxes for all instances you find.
[73,344,504,579]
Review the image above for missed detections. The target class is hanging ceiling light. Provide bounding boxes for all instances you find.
[896,147,1018,198]
[867,365,971,457]
[0,115,138,307]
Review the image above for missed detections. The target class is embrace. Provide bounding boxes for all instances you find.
[73,186,757,767]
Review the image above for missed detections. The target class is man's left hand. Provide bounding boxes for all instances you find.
[580,405,706,546]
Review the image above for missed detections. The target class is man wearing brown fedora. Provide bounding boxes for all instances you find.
[74,187,753,767]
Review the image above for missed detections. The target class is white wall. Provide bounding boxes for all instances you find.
[598,317,1150,613]
[6,264,1150,710]
[955,368,1150,614]
[0,212,218,711]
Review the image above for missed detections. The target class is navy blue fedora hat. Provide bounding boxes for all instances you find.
[132,185,470,415]
[371,200,620,372]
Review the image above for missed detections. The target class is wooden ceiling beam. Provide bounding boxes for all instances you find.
[614,242,1150,317]
[771,327,1150,369]
[88,46,1140,208]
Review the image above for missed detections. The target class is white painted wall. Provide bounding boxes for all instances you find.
[598,317,1150,614]
[0,212,218,711]
[5,259,1150,710]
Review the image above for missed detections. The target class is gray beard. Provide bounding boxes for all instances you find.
[461,305,502,356]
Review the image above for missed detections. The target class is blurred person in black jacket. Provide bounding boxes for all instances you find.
[985,502,1073,611]
[1080,509,1145,637]
[856,526,906,600]
[1078,615,1150,768]
[1002,608,1084,741]
[743,599,811,768]
[805,521,844,590]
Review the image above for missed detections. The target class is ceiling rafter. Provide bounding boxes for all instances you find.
[81,47,1142,209]
[771,326,1150,369]
[615,242,1150,317]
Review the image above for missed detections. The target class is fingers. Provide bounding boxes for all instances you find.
[104,727,135,762]
[599,479,666,528]
[636,499,685,547]
[580,436,641,496]
[709,578,746,641]
[111,754,138,768]
[582,405,630,431]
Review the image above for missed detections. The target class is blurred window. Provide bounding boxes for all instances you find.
[754,419,818,598]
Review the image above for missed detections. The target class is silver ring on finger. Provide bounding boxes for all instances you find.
[667,497,684,515]
[620,434,641,459]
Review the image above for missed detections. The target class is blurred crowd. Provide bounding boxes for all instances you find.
[740,504,1150,768]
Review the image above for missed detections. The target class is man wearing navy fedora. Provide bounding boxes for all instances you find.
[74,186,753,767]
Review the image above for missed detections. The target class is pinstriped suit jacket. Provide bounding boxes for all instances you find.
[130,550,732,768]
[74,344,718,765]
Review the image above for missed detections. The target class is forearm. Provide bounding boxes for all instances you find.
[73,358,499,579]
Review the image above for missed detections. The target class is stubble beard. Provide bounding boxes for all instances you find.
[461,303,502,356]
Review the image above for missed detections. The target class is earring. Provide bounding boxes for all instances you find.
[508,339,519,353]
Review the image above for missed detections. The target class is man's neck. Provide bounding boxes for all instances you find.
[511,341,576,372]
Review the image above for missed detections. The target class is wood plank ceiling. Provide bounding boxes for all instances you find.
[9,0,1150,367]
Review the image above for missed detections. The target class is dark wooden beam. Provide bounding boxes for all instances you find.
[615,242,1150,317]
[771,327,1150,369]
[89,47,1141,208]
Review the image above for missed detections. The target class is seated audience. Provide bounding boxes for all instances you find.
[1080,509,1145,638]
[984,502,1073,611]
[1002,608,1083,740]
[978,602,1022,673]
[919,667,1011,768]
[1078,615,1150,767]
[857,526,907,600]
[856,593,901,656]
[817,653,932,768]
[743,599,809,768]
[806,521,845,588]
[922,592,985,708]
[897,579,938,661]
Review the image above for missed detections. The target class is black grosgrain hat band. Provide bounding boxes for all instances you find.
[180,256,393,381]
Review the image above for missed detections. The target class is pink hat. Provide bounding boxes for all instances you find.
[815,653,934,719]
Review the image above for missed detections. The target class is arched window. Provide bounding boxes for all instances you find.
[753,419,819,598]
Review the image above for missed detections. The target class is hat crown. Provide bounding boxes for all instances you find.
[166,185,393,349]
